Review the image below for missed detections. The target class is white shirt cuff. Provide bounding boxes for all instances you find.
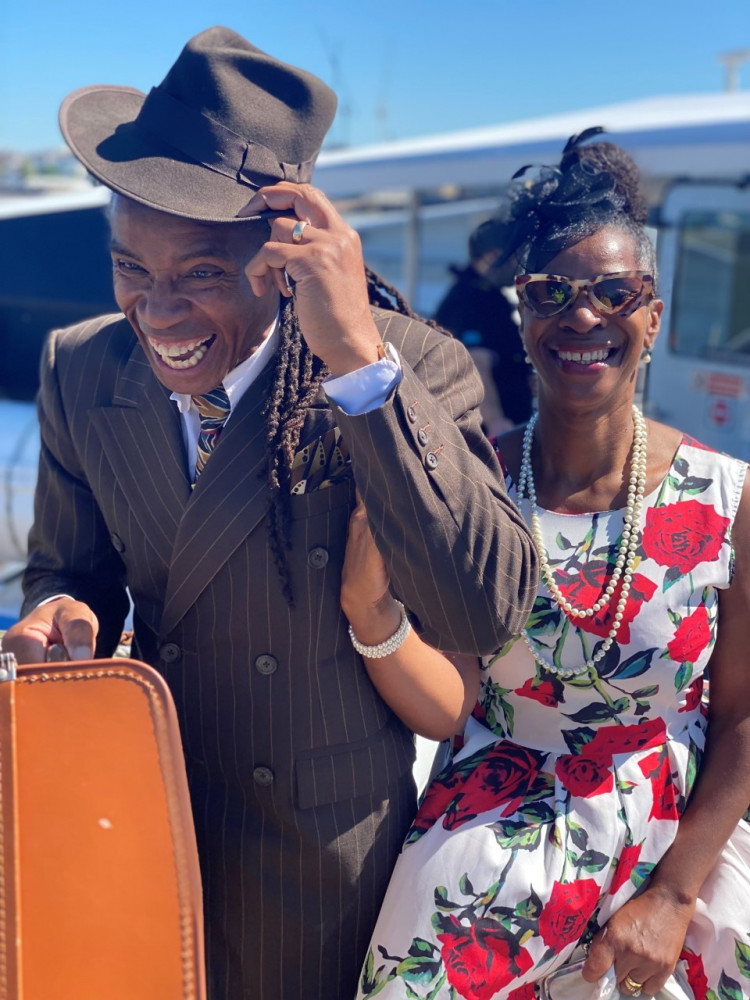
[323,342,402,415]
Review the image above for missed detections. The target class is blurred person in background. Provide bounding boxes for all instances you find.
[434,218,533,437]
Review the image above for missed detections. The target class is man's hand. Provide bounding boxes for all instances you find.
[3,597,99,664]
[582,887,694,996]
[240,182,383,377]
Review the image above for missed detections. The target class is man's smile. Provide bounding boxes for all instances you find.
[147,334,216,369]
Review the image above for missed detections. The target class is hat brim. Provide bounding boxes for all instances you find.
[60,86,270,223]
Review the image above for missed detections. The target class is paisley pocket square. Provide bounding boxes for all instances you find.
[290,426,351,495]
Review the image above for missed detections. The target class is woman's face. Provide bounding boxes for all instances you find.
[520,226,662,414]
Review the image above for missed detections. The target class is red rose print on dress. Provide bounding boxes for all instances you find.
[681,435,717,454]
[516,676,564,707]
[507,983,536,1000]
[585,719,666,758]
[609,841,643,895]
[556,562,657,643]
[639,750,679,821]
[444,742,548,829]
[668,606,712,664]
[556,753,614,798]
[407,767,466,843]
[436,915,533,1000]
[678,676,704,714]
[679,947,708,1000]
[556,721,666,799]
[538,879,601,949]
[642,500,729,575]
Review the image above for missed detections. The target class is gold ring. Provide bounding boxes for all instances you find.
[292,219,310,243]
[622,976,644,997]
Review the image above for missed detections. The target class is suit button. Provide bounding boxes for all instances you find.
[308,546,329,570]
[253,766,274,787]
[406,405,417,424]
[110,533,125,553]
[425,452,439,470]
[255,654,278,676]
[159,643,182,663]
[417,428,428,446]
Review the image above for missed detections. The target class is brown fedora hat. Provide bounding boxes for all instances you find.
[59,26,337,223]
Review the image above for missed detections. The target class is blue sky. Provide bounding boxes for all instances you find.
[1,0,748,153]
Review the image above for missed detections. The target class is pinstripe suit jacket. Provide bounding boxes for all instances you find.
[23,306,537,1000]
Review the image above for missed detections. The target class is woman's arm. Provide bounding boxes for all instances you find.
[584,476,750,994]
[341,498,480,741]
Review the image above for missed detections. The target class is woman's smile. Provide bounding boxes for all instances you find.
[551,344,619,370]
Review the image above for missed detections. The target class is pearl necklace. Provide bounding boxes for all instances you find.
[516,405,648,677]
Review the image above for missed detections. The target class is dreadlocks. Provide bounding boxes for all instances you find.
[263,266,447,605]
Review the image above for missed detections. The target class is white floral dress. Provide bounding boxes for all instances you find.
[356,437,750,1000]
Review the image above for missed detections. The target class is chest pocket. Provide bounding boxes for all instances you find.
[289,424,351,496]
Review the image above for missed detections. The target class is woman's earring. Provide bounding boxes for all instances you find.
[641,348,652,364]
[524,352,532,365]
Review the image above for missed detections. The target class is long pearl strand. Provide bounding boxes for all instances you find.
[516,405,648,677]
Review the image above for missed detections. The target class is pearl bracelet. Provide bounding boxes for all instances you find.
[348,600,412,658]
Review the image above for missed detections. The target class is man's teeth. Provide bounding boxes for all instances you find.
[557,349,610,363]
[150,337,211,369]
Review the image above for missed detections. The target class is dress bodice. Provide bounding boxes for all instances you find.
[477,436,747,754]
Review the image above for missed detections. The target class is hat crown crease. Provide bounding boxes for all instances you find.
[136,87,315,190]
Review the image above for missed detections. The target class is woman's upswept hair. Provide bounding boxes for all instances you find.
[492,127,656,278]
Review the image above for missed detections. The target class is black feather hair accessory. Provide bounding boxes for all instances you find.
[491,127,629,268]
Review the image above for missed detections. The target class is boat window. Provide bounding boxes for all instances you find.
[670,210,750,365]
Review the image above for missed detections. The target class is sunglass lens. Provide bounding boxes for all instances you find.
[593,276,644,313]
[524,279,573,317]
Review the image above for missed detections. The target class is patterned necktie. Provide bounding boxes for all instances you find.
[191,386,231,484]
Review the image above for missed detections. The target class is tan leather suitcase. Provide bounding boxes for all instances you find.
[0,654,206,1000]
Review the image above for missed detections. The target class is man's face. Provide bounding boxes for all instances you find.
[109,196,278,394]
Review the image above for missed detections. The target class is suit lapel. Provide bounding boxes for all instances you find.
[160,363,276,635]
[102,358,340,635]
[88,344,190,572]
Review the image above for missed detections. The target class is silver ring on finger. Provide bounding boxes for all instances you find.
[291,219,310,244]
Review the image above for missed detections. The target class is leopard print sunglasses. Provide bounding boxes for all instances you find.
[515,271,655,319]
